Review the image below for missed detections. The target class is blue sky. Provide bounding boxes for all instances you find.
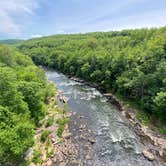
[0,0,166,39]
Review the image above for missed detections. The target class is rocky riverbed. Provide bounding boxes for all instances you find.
[69,76,166,164]
[100,93,166,162]
[46,70,165,166]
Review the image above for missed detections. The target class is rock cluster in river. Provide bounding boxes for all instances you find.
[68,76,166,164]
[48,128,78,166]
[103,93,166,163]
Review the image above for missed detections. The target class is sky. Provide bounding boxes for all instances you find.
[0,0,166,39]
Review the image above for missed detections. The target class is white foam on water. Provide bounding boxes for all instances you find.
[100,98,107,103]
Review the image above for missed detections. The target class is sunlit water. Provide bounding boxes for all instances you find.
[46,70,162,166]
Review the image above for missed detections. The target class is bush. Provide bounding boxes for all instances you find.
[56,118,69,137]
[46,117,54,127]
[57,125,65,138]
[44,83,55,104]
[40,130,51,142]
[56,118,69,126]
[32,149,42,164]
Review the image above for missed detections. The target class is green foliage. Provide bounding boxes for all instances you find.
[44,83,55,104]
[0,67,28,114]
[45,139,54,158]
[14,52,33,67]
[0,45,54,165]
[18,81,46,123]
[159,128,166,134]
[153,92,166,123]
[46,148,54,158]
[57,125,65,138]
[46,117,54,127]
[0,106,34,164]
[56,118,69,137]
[18,27,166,125]
[0,45,16,67]
[32,149,42,164]
[56,118,69,126]
[136,110,151,126]
[0,39,24,45]
[40,130,51,142]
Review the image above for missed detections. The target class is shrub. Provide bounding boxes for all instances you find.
[56,118,69,137]
[40,130,51,142]
[57,125,65,138]
[32,149,42,164]
[45,117,54,127]
[56,118,69,126]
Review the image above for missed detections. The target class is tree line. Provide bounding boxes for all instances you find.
[0,45,54,165]
[18,27,166,125]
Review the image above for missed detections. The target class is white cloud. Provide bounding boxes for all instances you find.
[0,10,20,35]
[31,34,43,38]
[0,0,40,36]
[57,30,65,34]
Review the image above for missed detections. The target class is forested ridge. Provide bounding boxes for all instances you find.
[0,27,166,165]
[18,27,166,126]
[0,39,24,45]
[0,45,54,165]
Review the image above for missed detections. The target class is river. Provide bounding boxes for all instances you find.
[46,70,163,166]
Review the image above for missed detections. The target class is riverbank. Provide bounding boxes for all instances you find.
[68,75,166,163]
[24,86,77,166]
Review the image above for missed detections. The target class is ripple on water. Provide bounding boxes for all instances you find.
[46,71,162,166]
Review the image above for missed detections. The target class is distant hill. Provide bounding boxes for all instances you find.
[0,39,24,45]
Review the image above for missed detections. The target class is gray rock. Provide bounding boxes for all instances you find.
[24,148,33,160]
[63,133,72,139]
[143,149,155,161]
[88,138,96,144]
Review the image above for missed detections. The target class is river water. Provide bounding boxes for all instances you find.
[46,70,163,166]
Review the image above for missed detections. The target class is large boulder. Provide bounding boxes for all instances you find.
[143,149,155,161]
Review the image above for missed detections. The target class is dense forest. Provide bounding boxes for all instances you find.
[18,27,166,125]
[0,45,54,165]
[0,39,24,45]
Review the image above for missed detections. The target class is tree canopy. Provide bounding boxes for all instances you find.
[18,27,166,124]
[0,45,53,165]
